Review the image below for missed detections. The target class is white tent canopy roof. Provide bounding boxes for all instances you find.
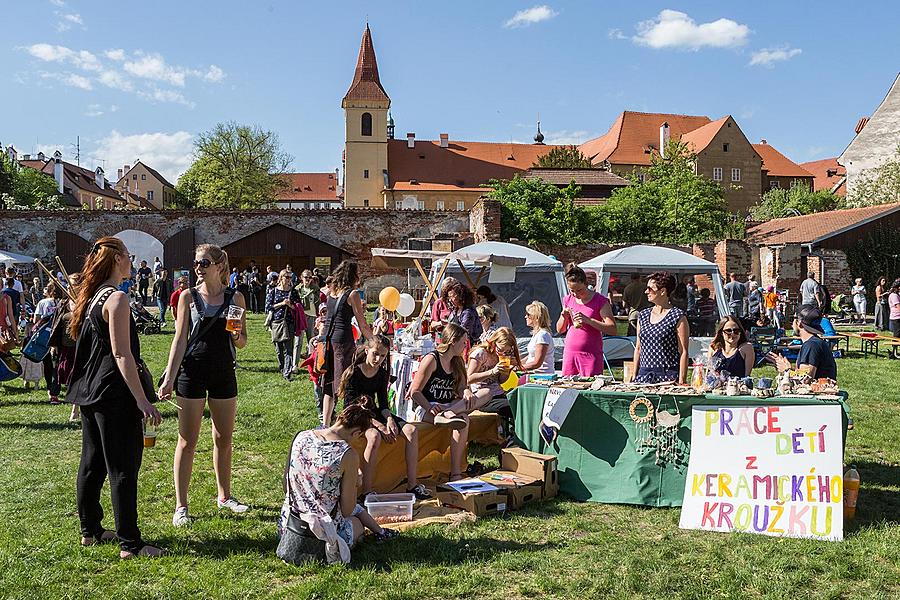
[579,245,720,275]
[435,241,561,272]
[0,250,38,264]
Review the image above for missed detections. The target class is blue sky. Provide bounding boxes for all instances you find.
[2,1,898,183]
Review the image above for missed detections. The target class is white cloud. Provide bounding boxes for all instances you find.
[90,130,195,184]
[105,48,126,61]
[124,52,188,86]
[25,43,101,71]
[85,104,104,117]
[504,5,557,29]
[63,13,83,25]
[543,130,594,145]
[55,11,85,32]
[608,28,627,40]
[49,0,66,7]
[64,73,93,90]
[204,65,225,82]
[98,69,133,91]
[632,9,749,50]
[141,88,195,108]
[749,46,802,67]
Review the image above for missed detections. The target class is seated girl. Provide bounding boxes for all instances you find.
[707,317,754,379]
[407,323,471,481]
[339,335,431,500]
[465,327,522,419]
[476,304,499,343]
[372,306,395,336]
[278,404,398,565]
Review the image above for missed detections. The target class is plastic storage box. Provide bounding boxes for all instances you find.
[364,493,415,524]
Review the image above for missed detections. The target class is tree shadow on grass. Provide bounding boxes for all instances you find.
[0,386,39,397]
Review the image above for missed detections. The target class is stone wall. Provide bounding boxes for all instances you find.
[819,249,852,295]
[470,198,502,242]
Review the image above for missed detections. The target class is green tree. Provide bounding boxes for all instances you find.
[533,145,593,169]
[845,143,900,208]
[0,153,64,209]
[594,140,737,243]
[486,175,590,245]
[176,122,292,209]
[749,181,845,221]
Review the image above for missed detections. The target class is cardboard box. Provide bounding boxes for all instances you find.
[478,470,543,510]
[500,448,559,499]
[436,487,506,517]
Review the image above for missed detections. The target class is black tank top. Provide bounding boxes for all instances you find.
[712,348,746,378]
[68,286,141,406]
[326,292,355,343]
[186,289,234,365]
[421,350,457,404]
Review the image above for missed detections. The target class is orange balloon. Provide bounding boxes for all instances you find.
[379,286,400,312]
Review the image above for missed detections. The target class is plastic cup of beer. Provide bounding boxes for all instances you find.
[143,419,158,448]
[225,305,245,334]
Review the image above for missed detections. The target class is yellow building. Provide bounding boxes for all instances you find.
[114,161,177,209]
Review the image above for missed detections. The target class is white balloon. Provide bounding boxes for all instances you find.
[396,293,416,317]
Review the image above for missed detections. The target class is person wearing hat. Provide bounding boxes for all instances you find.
[765,305,837,380]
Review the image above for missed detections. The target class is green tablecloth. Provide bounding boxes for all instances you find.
[509,386,849,507]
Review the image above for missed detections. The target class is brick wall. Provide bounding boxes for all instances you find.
[470,197,502,242]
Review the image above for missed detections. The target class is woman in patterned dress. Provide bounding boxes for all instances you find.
[631,271,690,384]
[279,404,397,561]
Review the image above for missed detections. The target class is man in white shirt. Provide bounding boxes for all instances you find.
[5,267,24,293]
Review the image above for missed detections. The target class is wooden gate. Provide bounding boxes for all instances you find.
[55,231,91,275]
[164,227,195,283]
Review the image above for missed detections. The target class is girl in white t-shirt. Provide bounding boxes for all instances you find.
[522,301,555,375]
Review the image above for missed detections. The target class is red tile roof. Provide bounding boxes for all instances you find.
[21,158,122,204]
[386,139,556,189]
[747,202,900,245]
[343,25,389,104]
[276,172,339,201]
[680,116,730,154]
[579,111,712,166]
[526,168,630,186]
[800,158,847,196]
[752,143,813,178]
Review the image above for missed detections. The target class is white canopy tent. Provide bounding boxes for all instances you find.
[0,250,38,265]
[579,245,728,318]
[431,241,566,337]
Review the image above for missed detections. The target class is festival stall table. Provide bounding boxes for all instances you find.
[509,385,849,506]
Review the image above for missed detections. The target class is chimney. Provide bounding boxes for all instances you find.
[760,139,767,145]
[37,152,45,162]
[124,164,131,173]
[53,151,64,194]
[406,132,415,149]
[855,117,869,135]
[95,166,105,190]
[659,122,670,158]
[439,133,449,148]
[117,168,123,180]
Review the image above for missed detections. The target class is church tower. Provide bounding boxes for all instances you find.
[342,25,390,208]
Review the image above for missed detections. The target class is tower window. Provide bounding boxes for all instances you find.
[364,199,369,207]
[723,143,729,152]
[364,169,369,179]
[361,112,372,136]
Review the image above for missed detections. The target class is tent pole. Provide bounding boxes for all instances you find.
[473,266,487,287]
[413,259,436,297]
[420,260,449,319]
[457,259,475,288]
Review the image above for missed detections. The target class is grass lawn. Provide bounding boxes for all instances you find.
[1,313,898,599]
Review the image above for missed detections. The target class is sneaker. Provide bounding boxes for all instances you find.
[49,396,61,405]
[217,497,249,513]
[434,413,467,431]
[172,506,191,527]
[406,483,433,500]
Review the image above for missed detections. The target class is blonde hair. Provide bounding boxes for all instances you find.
[475,304,498,324]
[525,300,551,332]
[195,244,229,285]
[477,326,522,370]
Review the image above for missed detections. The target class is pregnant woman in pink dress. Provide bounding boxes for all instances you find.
[556,263,617,376]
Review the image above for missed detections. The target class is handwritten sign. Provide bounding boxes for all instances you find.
[679,404,844,541]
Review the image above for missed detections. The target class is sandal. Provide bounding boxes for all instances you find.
[119,544,166,559]
[81,530,117,546]
[406,483,433,500]
[374,528,400,543]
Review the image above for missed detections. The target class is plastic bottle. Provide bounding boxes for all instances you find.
[843,465,860,520]
[691,355,706,390]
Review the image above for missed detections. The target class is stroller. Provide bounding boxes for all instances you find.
[130,299,161,335]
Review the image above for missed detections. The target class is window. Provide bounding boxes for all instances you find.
[361,112,372,136]
[731,168,741,182]
[147,190,154,202]
[141,174,146,180]
[637,173,646,183]
[456,201,465,211]
[770,180,780,189]
[416,200,425,210]
[712,167,723,181]
[363,199,369,207]
[363,169,369,179]
[436,200,445,210]
[132,174,137,180]
[395,200,403,210]
[723,143,729,152]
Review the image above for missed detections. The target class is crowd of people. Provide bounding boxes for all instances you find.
[2,239,899,565]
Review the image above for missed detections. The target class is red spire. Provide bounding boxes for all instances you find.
[343,25,390,104]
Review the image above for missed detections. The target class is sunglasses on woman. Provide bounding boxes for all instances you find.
[193,259,216,268]
[722,328,741,334]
